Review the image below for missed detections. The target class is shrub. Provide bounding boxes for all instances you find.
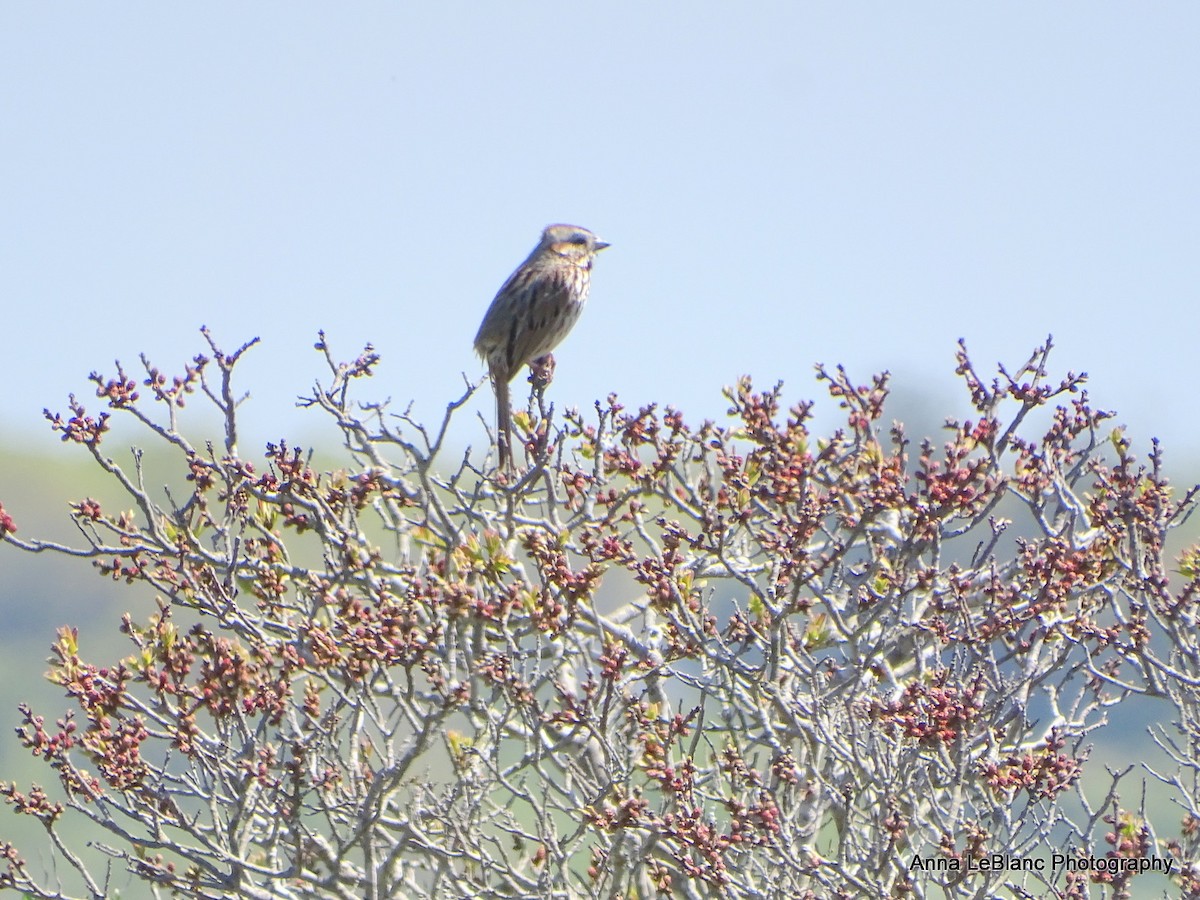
[1,330,1198,898]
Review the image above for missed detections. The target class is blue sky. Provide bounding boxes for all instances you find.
[2,4,1198,464]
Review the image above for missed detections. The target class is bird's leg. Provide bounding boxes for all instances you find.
[527,354,558,468]
[529,352,556,389]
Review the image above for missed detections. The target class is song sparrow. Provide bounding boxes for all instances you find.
[474,224,610,470]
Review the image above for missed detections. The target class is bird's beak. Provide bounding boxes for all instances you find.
[594,239,611,251]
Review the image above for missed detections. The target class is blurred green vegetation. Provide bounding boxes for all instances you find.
[0,439,158,895]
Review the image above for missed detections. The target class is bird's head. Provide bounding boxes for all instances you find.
[539,224,610,262]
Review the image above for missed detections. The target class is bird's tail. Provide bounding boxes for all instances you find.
[495,376,513,472]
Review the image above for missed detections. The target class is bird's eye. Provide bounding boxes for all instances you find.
[571,234,587,244]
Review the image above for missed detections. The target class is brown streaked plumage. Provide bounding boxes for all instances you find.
[474,224,609,471]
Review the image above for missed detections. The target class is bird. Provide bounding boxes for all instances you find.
[474,224,610,471]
